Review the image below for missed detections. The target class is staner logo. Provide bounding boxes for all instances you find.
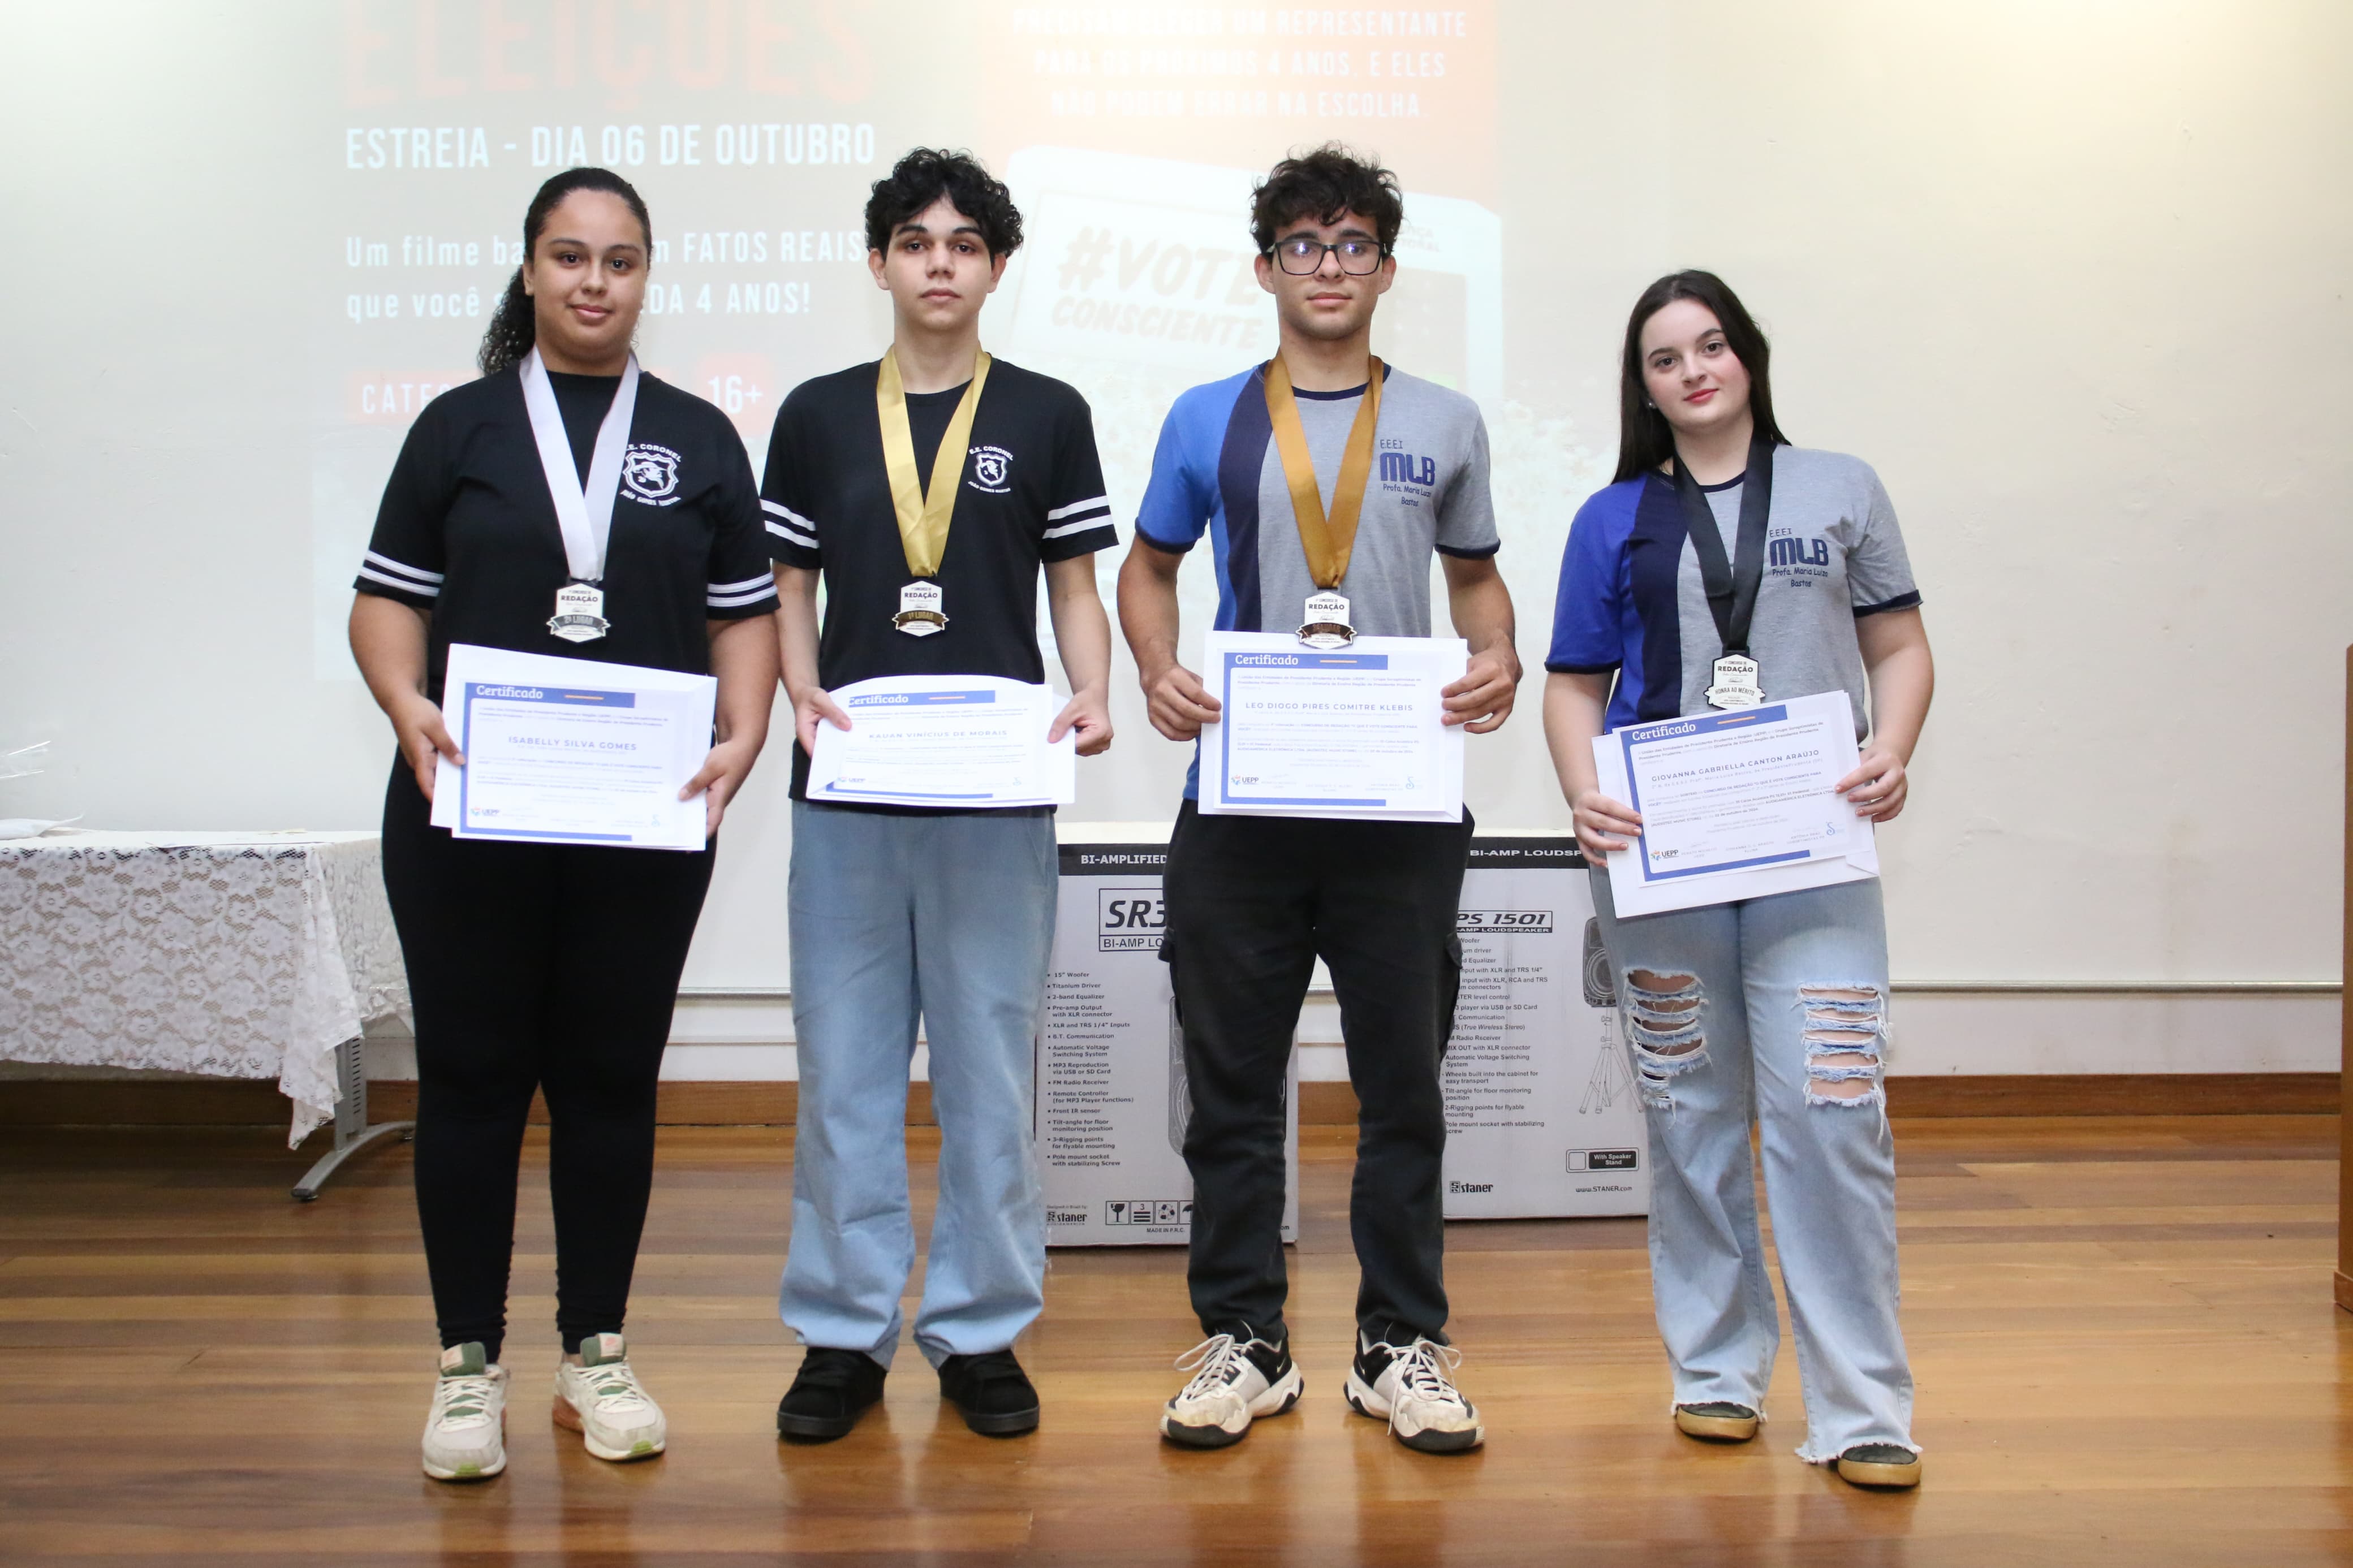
[1449,1180,1494,1193]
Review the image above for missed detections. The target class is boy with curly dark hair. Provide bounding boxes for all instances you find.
[763,148,1118,1444]
[1120,143,1518,1454]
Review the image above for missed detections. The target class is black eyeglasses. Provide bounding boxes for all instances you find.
[1267,236,1387,275]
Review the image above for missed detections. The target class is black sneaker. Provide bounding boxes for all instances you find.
[938,1349,1041,1436]
[775,1347,886,1442]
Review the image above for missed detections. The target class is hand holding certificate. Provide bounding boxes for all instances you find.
[1197,631,1466,822]
[1591,690,1878,916]
[432,643,718,850]
[805,675,1076,808]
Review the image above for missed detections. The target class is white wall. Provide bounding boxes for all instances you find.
[3,3,2345,1080]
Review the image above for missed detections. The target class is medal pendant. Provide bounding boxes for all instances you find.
[1705,653,1764,710]
[548,581,610,643]
[893,580,948,637]
[1296,589,1355,650]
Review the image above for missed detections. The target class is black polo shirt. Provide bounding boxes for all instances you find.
[355,365,778,703]
[761,355,1116,802]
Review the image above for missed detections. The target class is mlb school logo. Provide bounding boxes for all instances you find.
[623,443,682,506]
[1769,535,1831,567]
[1378,450,1437,487]
[968,444,1014,494]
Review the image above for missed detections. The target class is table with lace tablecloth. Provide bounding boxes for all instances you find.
[0,831,411,1181]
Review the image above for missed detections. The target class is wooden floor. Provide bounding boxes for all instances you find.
[4,1116,2348,1566]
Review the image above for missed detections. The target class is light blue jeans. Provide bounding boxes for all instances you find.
[1589,867,1915,1462]
[782,801,1057,1369]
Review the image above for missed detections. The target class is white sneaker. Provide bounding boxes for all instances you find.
[422,1342,507,1481]
[1344,1332,1485,1453]
[1160,1331,1303,1449]
[552,1332,667,1461]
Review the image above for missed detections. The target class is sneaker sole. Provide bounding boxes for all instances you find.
[552,1393,665,1462]
[1674,1407,1760,1442]
[777,1407,868,1442]
[1835,1453,1923,1489]
[1160,1368,1303,1449]
[953,1400,1041,1437]
[422,1452,506,1481]
[1343,1373,1485,1453]
[424,1410,506,1480]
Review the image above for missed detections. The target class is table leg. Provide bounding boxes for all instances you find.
[291,1034,415,1202]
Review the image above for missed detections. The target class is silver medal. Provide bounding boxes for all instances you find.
[1705,653,1764,709]
[548,581,610,643]
[1296,589,1355,650]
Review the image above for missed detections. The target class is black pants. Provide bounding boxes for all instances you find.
[1161,799,1472,1345]
[381,764,714,1362]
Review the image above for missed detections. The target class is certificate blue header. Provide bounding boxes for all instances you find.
[1222,651,1390,671]
[465,681,637,710]
[844,689,997,708]
[1619,703,1789,750]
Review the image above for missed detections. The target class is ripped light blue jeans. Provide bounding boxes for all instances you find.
[1589,867,1915,1462]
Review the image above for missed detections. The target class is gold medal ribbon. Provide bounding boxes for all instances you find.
[1263,353,1384,589]
[876,345,993,577]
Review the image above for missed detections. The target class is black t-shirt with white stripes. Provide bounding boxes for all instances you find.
[355,364,778,704]
[761,355,1116,802]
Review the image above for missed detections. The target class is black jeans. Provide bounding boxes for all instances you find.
[1161,799,1472,1346]
[381,764,714,1363]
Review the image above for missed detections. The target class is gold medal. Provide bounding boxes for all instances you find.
[877,346,990,635]
[1263,354,1382,647]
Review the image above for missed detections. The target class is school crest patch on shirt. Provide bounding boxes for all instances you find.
[623,443,682,506]
[967,444,1014,494]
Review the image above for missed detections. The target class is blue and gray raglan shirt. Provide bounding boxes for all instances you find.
[1546,446,1921,738]
[1135,361,1501,796]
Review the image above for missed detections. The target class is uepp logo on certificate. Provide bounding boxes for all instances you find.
[1591,690,1877,917]
[430,643,717,852]
[1197,630,1467,823]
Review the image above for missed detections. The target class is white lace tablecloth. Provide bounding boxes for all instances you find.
[0,831,409,1144]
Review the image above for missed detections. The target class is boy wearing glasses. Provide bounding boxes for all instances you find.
[1115,145,1519,1453]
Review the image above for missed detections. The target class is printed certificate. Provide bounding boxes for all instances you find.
[432,643,717,850]
[1591,690,1877,917]
[805,675,1076,809]
[1197,631,1466,822]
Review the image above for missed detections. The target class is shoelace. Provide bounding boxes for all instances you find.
[579,1359,652,1414]
[1173,1333,1269,1399]
[1371,1339,1466,1408]
[434,1374,499,1429]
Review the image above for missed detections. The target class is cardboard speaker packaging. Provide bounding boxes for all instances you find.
[1442,835,1650,1220]
[1036,830,1299,1247]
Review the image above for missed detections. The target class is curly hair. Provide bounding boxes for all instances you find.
[1249,144,1403,256]
[864,148,1023,258]
[477,167,652,377]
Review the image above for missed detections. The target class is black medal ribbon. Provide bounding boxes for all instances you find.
[1671,433,1775,658]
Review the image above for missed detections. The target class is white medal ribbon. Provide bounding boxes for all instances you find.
[519,346,640,585]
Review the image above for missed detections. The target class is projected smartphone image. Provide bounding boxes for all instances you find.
[1582,917,1618,1009]
[997,148,1502,400]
